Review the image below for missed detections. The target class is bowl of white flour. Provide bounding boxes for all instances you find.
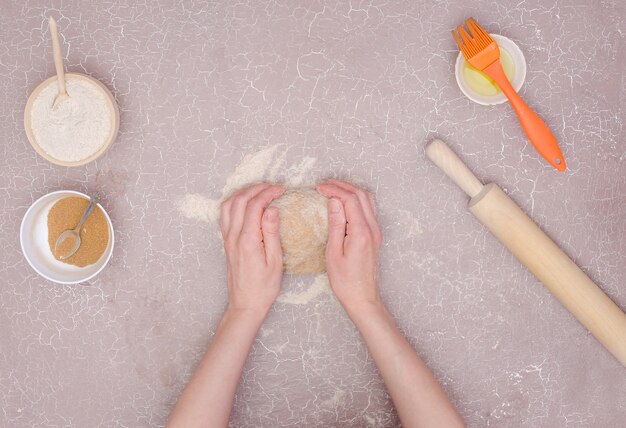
[24,73,120,166]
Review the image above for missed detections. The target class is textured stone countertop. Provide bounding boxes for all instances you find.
[1,0,624,427]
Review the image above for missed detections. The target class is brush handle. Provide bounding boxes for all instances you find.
[48,16,67,97]
[483,60,566,172]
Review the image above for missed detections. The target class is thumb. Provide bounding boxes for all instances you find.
[261,206,282,265]
[326,198,346,257]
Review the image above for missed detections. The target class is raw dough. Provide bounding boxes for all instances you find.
[271,188,328,274]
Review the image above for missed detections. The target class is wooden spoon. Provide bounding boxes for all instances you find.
[48,16,69,109]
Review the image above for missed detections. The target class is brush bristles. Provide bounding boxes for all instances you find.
[452,17,494,59]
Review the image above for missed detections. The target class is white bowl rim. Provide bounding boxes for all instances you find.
[454,34,527,106]
[19,190,115,285]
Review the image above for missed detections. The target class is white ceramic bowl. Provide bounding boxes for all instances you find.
[455,34,527,106]
[20,190,114,284]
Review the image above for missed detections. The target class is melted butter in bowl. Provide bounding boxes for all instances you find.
[454,34,527,106]
[462,47,516,97]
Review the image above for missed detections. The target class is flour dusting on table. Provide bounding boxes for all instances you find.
[276,274,331,305]
[398,209,423,237]
[177,194,220,223]
[178,145,318,223]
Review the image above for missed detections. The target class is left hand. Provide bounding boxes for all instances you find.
[219,183,285,315]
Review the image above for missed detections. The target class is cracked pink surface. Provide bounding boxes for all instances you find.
[1,0,624,427]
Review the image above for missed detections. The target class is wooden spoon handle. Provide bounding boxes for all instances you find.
[48,16,67,97]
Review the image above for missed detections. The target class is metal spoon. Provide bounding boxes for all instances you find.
[54,194,99,260]
[48,16,69,109]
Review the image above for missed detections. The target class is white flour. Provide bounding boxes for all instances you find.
[397,209,423,237]
[30,76,112,162]
[178,144,318,224]
[275,274,331,305]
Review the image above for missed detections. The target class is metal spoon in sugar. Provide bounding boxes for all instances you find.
[54,193,100,260]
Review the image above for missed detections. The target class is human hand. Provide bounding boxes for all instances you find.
[316,180,383,315]
[220,183,285,316]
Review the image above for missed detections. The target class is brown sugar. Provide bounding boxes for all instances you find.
[47,196,109,267]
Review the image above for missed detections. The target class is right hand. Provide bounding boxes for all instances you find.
[317,180,383,315]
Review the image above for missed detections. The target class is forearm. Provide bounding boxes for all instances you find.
[168,306,266,428]
[348,303,464,428]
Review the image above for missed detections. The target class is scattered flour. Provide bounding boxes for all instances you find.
[178,144,318,224]
[222,145,281,197]
[30,75,112,162]
[276,274,331,305]
[177,194,220,223]
[397,209,423,237]
[268,150,288,182]
[363,414,383,427]
[319,389,347,409]
[285,156,317,186]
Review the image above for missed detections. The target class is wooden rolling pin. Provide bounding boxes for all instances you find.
[425,139,626,366]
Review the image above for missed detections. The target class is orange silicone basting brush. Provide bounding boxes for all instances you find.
[452,18,566,171]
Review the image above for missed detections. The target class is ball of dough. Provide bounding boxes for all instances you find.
[271,188,328,274]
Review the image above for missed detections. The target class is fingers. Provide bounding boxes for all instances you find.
[261,206,282,265]
[326,198,347,257]
[219,198,232,237]
[317,180,382,247]
[325,180,379,238]
[241,185,285,239]
[317,182,369,235]
[224,184,270,238]
[221,180,379,264]
[220,183,285,268]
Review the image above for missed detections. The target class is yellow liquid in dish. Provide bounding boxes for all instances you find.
[463,48,515,96]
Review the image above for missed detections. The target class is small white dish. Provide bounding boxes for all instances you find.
[20,190,114,284]
[455,34,527,106]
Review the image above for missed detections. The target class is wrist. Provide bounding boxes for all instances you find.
[344,299,387,324]
[223,304,269,326]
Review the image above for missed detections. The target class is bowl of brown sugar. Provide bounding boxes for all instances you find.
[20,190,114,284]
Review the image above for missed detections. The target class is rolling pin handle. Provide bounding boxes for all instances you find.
[425,139,484,198]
